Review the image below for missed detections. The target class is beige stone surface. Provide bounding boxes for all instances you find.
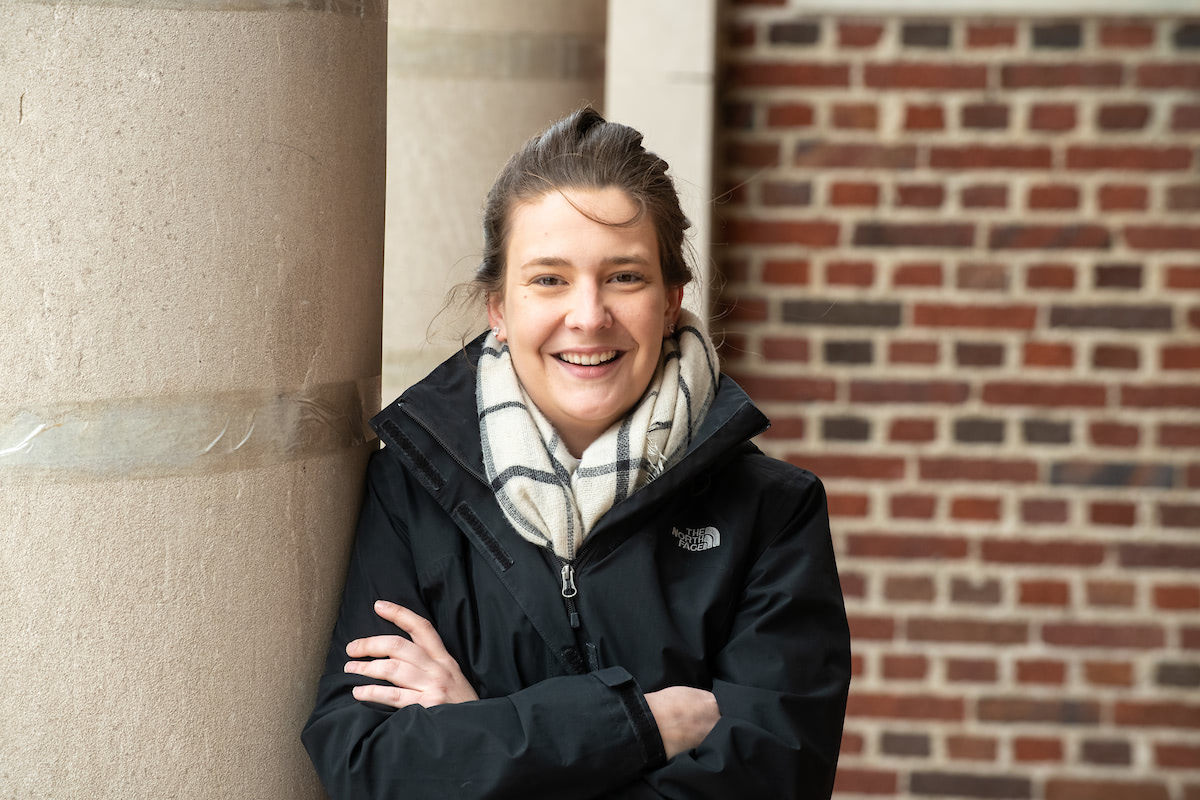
[1,3,384,798]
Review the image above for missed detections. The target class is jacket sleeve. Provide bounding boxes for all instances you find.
[301,453,667,800]
[604,471,851,799]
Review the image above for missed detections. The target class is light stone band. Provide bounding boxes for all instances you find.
[9,0,386,16]
[0,376,380,480]
[389,29,605,81]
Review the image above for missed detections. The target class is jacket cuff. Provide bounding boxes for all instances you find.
[594,667,667,768]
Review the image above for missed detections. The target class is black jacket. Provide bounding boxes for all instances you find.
[302,338,851,799]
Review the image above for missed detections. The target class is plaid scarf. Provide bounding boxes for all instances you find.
[476,310,719,562]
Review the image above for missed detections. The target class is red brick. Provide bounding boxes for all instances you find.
[1090,421,1140,447]
[1093,344,1139,370]
[830,494,868,520]
[1020,580,1071,607]
[895,184,944,208]
[1029,184,1081,209]
[983,381,1107,407]
[1100,22,1156,48]
[904,103,945,131]
[1160,424,1200,447]
[1127,226,1200,250]
[850,380,968,404]
[1067,147,1193,171]
[947,658,998,683]
[1091,501,1136,526]
[726,22,755,48]
[846,692,964,721]
[956,263,1008,291]
[951,578,1001,605]
[1098,184,1149,211]
[950,497,1001,521]
[1115,701,1200,727]
[1014,737,1064,762]
[732,376,837,402]
[838,22,884,48]
[787,454,903,480]
[1046,781,1167,800]
[1174,103,1200,131]
[914,304,1036,330]
[830,181,880,207]
[1030,103,1078,132]
[931,146,1053,170]
[854,222,972,248]
[1027,264,1076,289]
[982,539,1105,566]
[967,23,1017,48]
[795,143,917,169]
[866,62,988,90]
[946,735,997,761]
[1163,346,1200,370]
[725,218,840,247]
[766,102,815,127]
[727,62,850,88]
[1085,661,1134,687]
[847,533,967,560]
[841,729,865,755]
[722,297,768,322]
[1024,342,1074,367]
[762,259,811,285]
[1138,63,1200,89]
[962,102,1009,130]
[832,103,878,130]
[989,224,1111,250]
[724,140,780,167]
[1169,184,1200,211]
[1120,544,1200,569]
[1044,624,1166,649]
[890,493,936,518]
[882,654,928,680]
[1098,103,1152,130]
[761,337,811,361]
[1087,581,1135,608]
[848,614,895,640]
[887,341,939,365]
[1155,584,1200,610]
[1161,503,1200,529]
[979,698,1100,724]
[1186,627,1200,648]
[851,653,865,676]
[760,416,805,439]
[1167,265,1200,290]
[1122,384,1200,408]
[893,262,943,287]
[961,184,1009,208]
[1022,498,1069,524]
[885,575,936,602]
[1156,743,1200,769]
[921,458,1038,483]
[1003,62,1124,88]
[909,618,1027,645]
[833,768,897,795]
[840,571,866,598]
[1017,662,1065,686]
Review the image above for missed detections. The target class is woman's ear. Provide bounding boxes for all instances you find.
[664,285,684,331]
[486,292,506,342]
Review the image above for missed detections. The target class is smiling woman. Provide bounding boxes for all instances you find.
[302,108,851,799]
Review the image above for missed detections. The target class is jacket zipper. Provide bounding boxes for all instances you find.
[557,556,580,629]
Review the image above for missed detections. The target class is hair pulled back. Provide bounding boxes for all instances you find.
[475,107,693,296]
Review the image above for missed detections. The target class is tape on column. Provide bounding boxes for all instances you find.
[0,376,380,480]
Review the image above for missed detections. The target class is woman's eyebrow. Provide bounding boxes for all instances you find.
[518,254,651,270]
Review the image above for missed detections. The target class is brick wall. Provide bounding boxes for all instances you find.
[716,5,1199,798]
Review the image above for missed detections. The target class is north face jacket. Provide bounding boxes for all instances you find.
[302,337,851,799]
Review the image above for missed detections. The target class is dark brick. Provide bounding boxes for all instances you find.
[952,578,1003,604]
[795,141,917,169]
[910,771,1032,798]
[1175,23,1200,49]
[956,342,1005,367]
[1156,662,1200,687]
[1024,420,1072,445]
[989,225,1111,250]
[852,381,970,404]
[823,416,871,441]
[978,697,1101,725]
[761,181,813,206]
[1082,739,1132,765]
[963,103,1010,129]
[955,418,1006,444]
[1033,22,1083,49]
[1119,544,1200,569]
[1098,104,1151,130]
[1162,503,1200,528]
[769,21,821,45]
[1168,184,1200,211]
[903,23,952,48]
[1093,344,1140,369]
[881,732,932,757]
[855,223,975,248]
[1095,263,1143,289]
[825,340,874,364]
[720,101,754,130]
[1051,462,1175,488]
[782,300,902,327]
[1050,305,1173,330]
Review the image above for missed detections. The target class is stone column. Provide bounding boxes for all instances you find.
[0,2,385,798]
[383,1,606,399]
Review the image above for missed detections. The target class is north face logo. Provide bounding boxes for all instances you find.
[672,526,721,552]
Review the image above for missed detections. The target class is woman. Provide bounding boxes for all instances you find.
[303,108,850,798]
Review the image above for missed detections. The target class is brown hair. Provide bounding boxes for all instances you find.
[474,106,693,296]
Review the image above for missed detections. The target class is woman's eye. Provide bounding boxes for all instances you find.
[611,272,643,284]
[533,276,564,287]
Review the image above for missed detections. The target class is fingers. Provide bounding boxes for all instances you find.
[371,601,453,665]
[350,682,424,709]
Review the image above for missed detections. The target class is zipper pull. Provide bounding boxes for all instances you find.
[560,564,578,598]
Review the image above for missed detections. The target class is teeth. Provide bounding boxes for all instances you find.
[559,350,617,366]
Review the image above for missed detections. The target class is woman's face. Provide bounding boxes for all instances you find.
[487,187,683,456]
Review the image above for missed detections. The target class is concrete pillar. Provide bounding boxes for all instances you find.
[0,2,385,798]
[383,1,606,399]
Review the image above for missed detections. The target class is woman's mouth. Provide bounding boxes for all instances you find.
[555,350,619,366]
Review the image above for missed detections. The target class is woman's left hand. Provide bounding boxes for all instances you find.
[344,600,479,709]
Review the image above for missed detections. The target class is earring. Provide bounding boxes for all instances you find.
[491,326,500,337]
[665,322,675,337]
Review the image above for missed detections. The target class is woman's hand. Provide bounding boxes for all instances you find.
[644,686,721,760]
[344,600,479,709]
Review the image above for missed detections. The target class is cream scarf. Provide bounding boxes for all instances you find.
[476,310,719,562]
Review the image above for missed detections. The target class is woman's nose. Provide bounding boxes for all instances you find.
[565,284,612,331]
